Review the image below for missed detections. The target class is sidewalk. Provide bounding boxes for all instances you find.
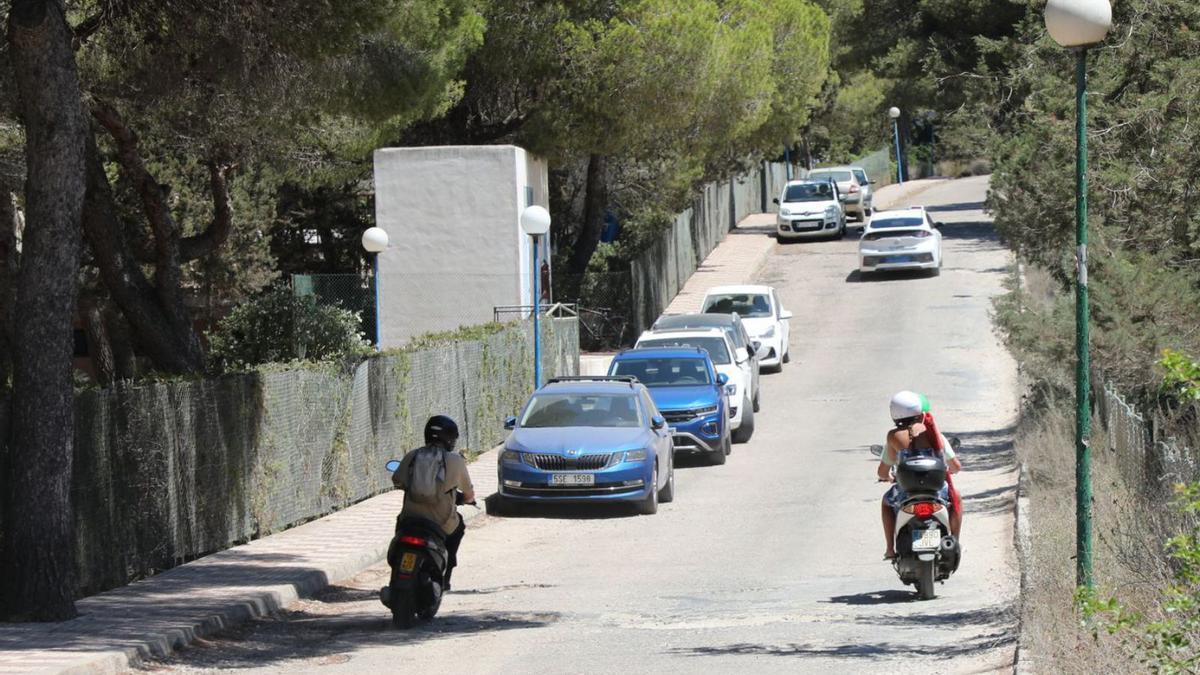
[0,446,504,675]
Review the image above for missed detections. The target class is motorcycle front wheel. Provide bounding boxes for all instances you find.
[916,560,937,600]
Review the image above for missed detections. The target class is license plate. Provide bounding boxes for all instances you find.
[400,552,417,572]
[912,529,942,552]
[888,255,914,263]
[550,473,595,486]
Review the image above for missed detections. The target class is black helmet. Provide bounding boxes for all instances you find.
[424,415,460,449]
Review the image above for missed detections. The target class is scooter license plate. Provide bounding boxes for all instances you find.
[400,552,417,572]
[912,529,941,552]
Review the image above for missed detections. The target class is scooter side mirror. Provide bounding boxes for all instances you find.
[385,459,402,472]
[869,444,884,457]
[949,436,962,452]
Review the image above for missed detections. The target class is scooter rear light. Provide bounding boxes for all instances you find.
[904,502,943,518]
[399,535,427,547]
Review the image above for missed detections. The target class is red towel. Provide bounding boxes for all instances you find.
[924,412,962,516]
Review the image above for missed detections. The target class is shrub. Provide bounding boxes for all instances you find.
[207,287,370,371]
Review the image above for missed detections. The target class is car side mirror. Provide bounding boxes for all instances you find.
[772,197,780,205]
[870,180,877,185]
[779,310,793,320]
[949,436,962,452]
[716,373,729,386]
[504,416,517,430]
[869,445,884,458]
[385,459,402,472]
[934,222,944,229]
[651,415,667,430]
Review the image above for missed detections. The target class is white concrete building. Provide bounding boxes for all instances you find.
[372,145,550,347]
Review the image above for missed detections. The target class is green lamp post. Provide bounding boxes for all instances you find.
[1044,0,1112,589]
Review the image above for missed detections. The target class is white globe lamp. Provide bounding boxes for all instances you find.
[888,106,901,120]
[361,227,389,253]
[1045,0,1112,48]
[520,205,552,236]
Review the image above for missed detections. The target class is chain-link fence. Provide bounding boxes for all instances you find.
[292,273,377,344]
[852,147,896,188]
[1097,382,1200,498]
[553,273,635,351]
[0,318,578,597]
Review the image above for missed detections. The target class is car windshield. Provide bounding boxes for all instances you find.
[871,216,925,229]
[810,170,853,182]
[611,358,712,387]
[638,337,731,365]
[702,293,772,318]
[852,169,868,184]
[520,393,642,428]
[783,183,833,202]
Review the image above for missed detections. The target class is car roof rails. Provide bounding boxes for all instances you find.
[545,375,639,388]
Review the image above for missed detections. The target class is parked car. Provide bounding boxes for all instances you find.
[651,313,764,412]
[773,180,845,240]
[497,376,675,515]
[849,166,875,218]
[808,167,870,223]
[608,347,732,465]
[634,327,755,443]
[858,206,943,277]
[700,285,792,373]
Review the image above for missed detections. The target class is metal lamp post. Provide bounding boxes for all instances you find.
[520,205,552,389]
[361,226,389,349]
[1045,0,1112,589]
[889,106,904,184]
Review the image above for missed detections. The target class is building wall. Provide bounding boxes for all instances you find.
[373,145,549,347]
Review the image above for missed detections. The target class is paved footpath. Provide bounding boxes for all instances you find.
[0,178,951,675]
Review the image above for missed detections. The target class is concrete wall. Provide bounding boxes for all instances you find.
[373,146,550,347]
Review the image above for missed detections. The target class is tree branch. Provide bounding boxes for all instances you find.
[178,161,236,262]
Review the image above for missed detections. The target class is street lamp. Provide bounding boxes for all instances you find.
[520,205,551,389]
[889,106,904,185]
[1045,0,1111,589]
[361,226,389,349]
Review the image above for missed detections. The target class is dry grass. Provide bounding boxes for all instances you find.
[1019,396,1179,673]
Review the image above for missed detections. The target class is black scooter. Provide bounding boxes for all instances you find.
[378,458,461,628]
[873,439,963,600]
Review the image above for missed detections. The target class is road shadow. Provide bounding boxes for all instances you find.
[938,221,999,243]
[484,493,638,520]
[852,603,1016,629]
[845,269,935,284]
[675,454,726,470]
[824,589,918,606]
[951,425,1018,473]
[961,484,1017,516]
[665,629,1015,660]
[926,201,987,214]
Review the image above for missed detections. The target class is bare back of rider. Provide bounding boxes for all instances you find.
[878,422,963,559]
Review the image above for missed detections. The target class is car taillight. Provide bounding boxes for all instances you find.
[849,184,860,193]
[905,502,943,518]
[913,230,932,238]
[399,535,427,547]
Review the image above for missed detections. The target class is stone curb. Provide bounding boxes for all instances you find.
[1013,461,1034,674]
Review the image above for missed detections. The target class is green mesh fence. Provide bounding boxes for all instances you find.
[850,147,895,188]
[0,318,578,597]
[293,273,377,345]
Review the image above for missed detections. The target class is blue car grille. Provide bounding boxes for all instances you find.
[527,453,613,471]
[662,405,719,424]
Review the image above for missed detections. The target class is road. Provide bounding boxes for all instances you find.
[149,176,1020,674]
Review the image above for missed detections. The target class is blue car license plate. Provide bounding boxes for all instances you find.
[550,474,594,486]
[887,255,914,263]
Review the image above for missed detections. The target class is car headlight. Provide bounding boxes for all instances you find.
[725,383,737,397]
[761,326,776,338]
[825,205,838,216]
[501,450,524,464]
[624,449,649,462]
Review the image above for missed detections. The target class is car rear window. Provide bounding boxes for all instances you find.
[520,393,642,428]
[783,183,834,202]
[638,337,731,365]
[702,293,771,318]
[870,216,925,228]
[611,358,712,387]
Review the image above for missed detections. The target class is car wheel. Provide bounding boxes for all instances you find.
[638,465,659,515]
[752,389,761,413]
[732,399,755,444]
[710,435,728,465]
[782,349,790,364]
[658,462,675,503]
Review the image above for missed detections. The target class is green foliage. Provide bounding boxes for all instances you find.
[1078,483,1200,672]
[1160,350,1200,404]
[207,287,370,371]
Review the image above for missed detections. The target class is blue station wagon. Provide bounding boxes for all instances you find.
[496,377,675,515]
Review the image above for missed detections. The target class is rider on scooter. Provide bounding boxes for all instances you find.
[391,415,476,590]
[878,391,962,560]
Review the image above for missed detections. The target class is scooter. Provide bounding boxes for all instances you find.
[379,459,451,628]
[873,439,963,600]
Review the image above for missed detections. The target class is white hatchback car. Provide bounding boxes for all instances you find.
[635,327,756,442]
[773,180,845,240]
[699,285,792,373]
[858,207,943,276]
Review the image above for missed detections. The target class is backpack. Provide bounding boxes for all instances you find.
[406,446,447,505]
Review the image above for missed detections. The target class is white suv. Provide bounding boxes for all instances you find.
[700,285,792,373]
[635,327,756,443]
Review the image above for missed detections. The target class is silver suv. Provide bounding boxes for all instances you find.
[807,166,874,223]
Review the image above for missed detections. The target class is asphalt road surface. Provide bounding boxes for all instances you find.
[150,176,1019,674]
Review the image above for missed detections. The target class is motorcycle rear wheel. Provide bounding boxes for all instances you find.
[391,591,418,628]
[916,561,937,600]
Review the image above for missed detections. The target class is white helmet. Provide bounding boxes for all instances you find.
[890,390,924,423]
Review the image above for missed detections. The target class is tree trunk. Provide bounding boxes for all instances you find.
[2,0,89,621]
[79,294,115,387]
[103,306,137,381]
[0,192,19,391]
[568,154,608,275]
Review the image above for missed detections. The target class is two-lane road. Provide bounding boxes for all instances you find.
[154,176,1020,674]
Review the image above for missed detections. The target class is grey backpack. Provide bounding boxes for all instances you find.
[406,446,447,505]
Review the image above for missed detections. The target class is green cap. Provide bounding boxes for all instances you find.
[918,392,930,412]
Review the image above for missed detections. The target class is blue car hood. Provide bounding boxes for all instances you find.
[648,385,720,411]
[507,426,649,454]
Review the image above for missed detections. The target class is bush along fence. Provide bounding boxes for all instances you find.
[0,318,578,598]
